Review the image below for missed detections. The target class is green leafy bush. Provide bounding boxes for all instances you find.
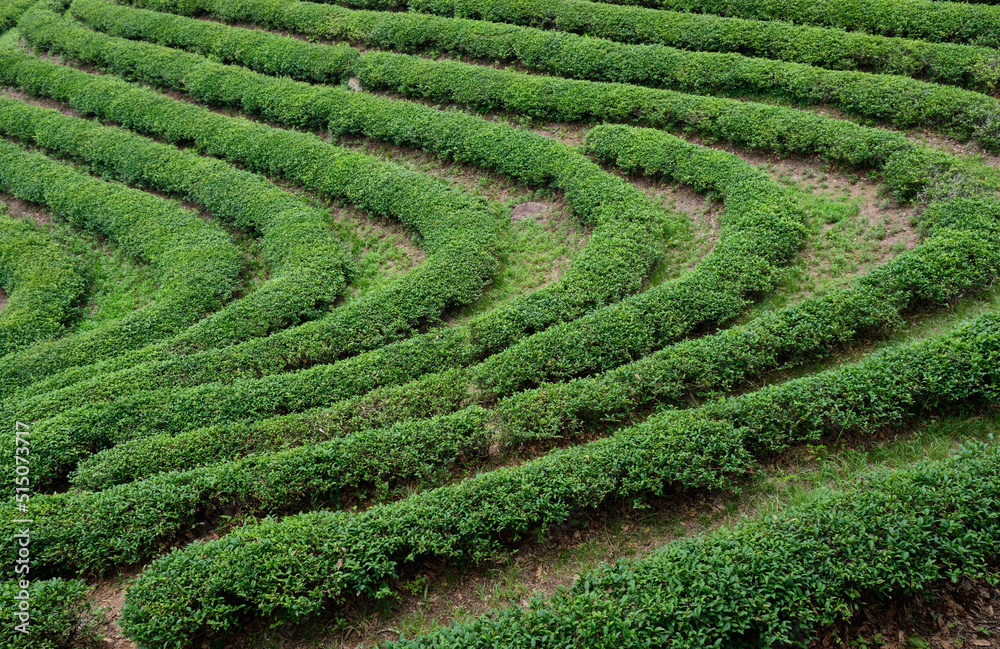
[0,47,499,402]
[0,213,85,356]
[579,0,1000,49]
[0,578,100,648]
[0,95,356,356]
[0,136,242,396]
[114,307,1000,644]
[389,441,1000,648]
[74,0,1000,147]
[105,0,1000,91]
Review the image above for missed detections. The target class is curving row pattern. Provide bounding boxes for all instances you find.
[0,0,998,645]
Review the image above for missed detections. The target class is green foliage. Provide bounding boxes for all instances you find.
[72,368,473,487]
[139,0,1000,92]
[583,0,1000,49]
[0,95,356,355]
[114,310,1000,644]
[388,442,1000,648]
[473,124,805,394]
[0,0,37,34]
[0,136,242,395]
[0,47,498,402]
[492,196,1000,443]
[0,578,100,648]
[1,407,490,574]
[0,212,86,356]
[18,3,667,356]
[73,0,1000,147]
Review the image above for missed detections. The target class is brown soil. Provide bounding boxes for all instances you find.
[4,195,53,226]
[811,576,1000,649]
[1,86,82,118]
[0,287,8,311]
[86,569,141,649]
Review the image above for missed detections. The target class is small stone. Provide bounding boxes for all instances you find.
[511,202,547,222]
[347,77,362,92]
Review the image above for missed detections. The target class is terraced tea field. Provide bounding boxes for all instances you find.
[0,0,999,646]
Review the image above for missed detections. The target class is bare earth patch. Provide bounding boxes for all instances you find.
[4,195,53,226]
[86,569,140,649]
[0,287,8,311]
[811,576,999,649]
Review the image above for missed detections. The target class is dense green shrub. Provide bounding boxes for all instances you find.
[71,368,473,488]
[389,442,1000,649]
[0,95,356,355]
[1,407,489,574]
[2,120,800,492]
[412,0,1000,49]
[4,329,475,493]
[0,0,36,33]
[0,137,242,395]
[21,196,999,571]
[102,0,1000,91]
[114,307,1000,644]
[491,195,1000,441]
[17,4,667,359]
[473,124,804,394]
[69,198,1000,489]
[0,212,85,356]
[74,0,1000,147]
[348,53,1000,197]
[0,47,499,401]
[0,578,100,648]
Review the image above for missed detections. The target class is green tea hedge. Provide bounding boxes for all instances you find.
[390,440,1000,648]
[103,0,1000,91]
[74,0,1000,147]
[3,118,801,492]
[3,407,489,574]
[0,95,356,355]
[72,368,472,488]
[17,4,667,360]
[0,46,499,401]
[71,198,1000,489]
[0,578,98,647]
[114,306,1000,644]
[0,137,242,395]
[583,0,1000,49]
[0,212,85,356]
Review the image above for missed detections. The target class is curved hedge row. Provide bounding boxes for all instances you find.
[0,212,85,356]
[103,0,1000,91]
[113,306,1000,645]
[67,197,1000,492]
[473,124,804,394]
[18,198,999,568]
[348,53,1000,202]
[3,119,800,491]
[0,137,242,396]
[3,329,474,493]
[0,46,499,402]
[0,578,97,647]
[72,195,1000,493]
[28,0,1000,204]
[17,135,993,493]
[0,95,357,355]
[0,0,35,33]
[73,0,1000,148]
[575,0,1000,49]
[18,4,667,358]
[493,196,1000,444]
[71,368,472,488]
[390,441,1000,649]
[6,407,489,575]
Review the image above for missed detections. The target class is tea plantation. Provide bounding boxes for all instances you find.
[0,0,998,646]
